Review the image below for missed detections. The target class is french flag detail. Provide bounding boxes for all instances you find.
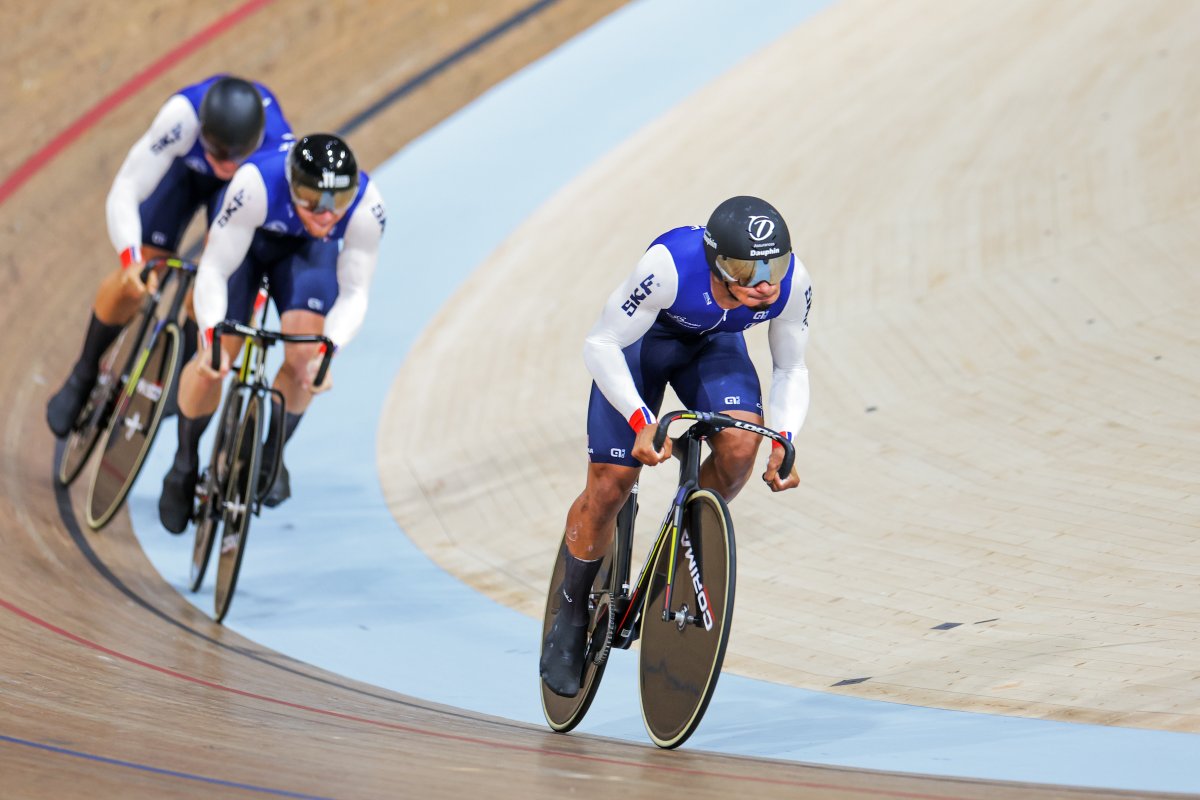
[772,430,793,449]
[120,246,141,269]
[628,406,656,433]
[204,327,214,347]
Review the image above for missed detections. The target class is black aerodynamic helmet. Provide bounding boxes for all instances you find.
[702,195,793,287]
[286,133,360,214]
[198,76,266,162]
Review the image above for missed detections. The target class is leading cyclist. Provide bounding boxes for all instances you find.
[540,195,813,697]
[46,75,293,437]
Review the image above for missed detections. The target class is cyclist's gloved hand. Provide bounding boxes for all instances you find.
[196,329,231,379]
[632,422,672,466]
[763,442,800,492]
[305,353,333,394]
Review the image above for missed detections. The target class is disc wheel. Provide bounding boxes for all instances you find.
[188,388,245,592]
[638,489,736,749]
[539,537,616,733]
[85,324,180,529]
[212,394,263,623]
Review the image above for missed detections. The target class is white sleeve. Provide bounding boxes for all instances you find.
[193,165,268,333]
[766,260,813,438]
[323,182,385,349]
[582,244,679,423]
[105,95,200,255]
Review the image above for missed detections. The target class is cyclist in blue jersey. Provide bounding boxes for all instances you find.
[157,134,386,533]
[47,75,293,437]
[540,196,813,696]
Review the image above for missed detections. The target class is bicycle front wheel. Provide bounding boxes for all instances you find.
[85,323,181,529]
[213,394,263,623]
[189,386,245,592]
[638,489,735,749]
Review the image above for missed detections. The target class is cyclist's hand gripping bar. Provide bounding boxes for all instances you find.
[210,321,334,387]
[653,409,796,477]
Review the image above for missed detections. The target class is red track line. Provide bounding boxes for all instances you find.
[0,597,968,800]
[0,0,276,207]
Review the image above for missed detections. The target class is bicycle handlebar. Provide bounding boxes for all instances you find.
[210,320,335,388]
[652,409,796,478]
[142,256,199,279]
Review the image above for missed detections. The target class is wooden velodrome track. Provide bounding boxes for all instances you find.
[0,2,1195,799]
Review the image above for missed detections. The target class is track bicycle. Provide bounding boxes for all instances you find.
[57,258,197,514]
[187,288,332,623]
[540,409,795,748]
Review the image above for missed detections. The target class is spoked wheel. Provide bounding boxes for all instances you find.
[189,388,244,592]
[85,323,181,529]
[56,322,142,486]
[213,395,263,623]
[638,489,736,749]
[540,536,616,732]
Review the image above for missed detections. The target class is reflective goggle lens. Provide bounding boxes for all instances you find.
[714,252,792,287]
[289,181,357,214]
[200,131,259,164]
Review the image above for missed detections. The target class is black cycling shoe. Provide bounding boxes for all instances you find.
[46,373,92,438]
[158,465,198,534]
[261,462,290,508]
[539,613,589,697]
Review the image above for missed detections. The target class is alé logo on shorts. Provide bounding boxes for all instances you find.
[621,274,656,317]
[746,215,782,258]
[682,529,714,630]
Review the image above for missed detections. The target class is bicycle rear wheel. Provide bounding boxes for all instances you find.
[189,387,245,592]
[540,536,616,732]
[85,323,181,529]
[638,489,735,749]
[213,394,263,623]
[56,321,141,486]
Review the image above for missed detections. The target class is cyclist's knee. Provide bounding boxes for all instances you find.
[583,463,638,512]
[711,430,760,476]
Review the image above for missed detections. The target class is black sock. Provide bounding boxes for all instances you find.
[173,412,212,473]
[560,553,603,627]
[71,313,124,385]
[261,398,303,469]
[180,318,199,367]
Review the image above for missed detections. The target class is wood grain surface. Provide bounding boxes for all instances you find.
[379,0,1200,732]
[2,1,1195,797]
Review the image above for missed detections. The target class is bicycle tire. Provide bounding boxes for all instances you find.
[213,394,263,622]
[188,387,244,592]
[56,322,142,486]
[540,536,616,733]
[85,323,181,529]
[638,488,736,749]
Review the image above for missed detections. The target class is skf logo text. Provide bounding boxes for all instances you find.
[622,274,656,317]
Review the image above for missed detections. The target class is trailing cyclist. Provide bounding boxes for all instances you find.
[157,133,386,533]
[539,195,813,697]
[46,75,293,437]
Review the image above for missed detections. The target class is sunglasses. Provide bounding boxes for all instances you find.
[289,181,357,215]
[199,131,261,165]
[713,252,792,287]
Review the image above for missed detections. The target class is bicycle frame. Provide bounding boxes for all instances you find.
[210,292,334,516]
[116,258,196,407]
[607,411,795,650]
